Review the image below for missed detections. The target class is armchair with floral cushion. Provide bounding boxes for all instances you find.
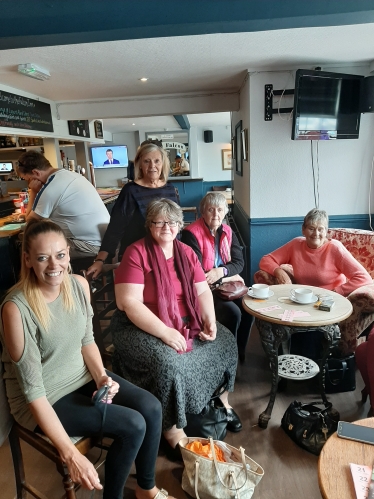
[253,228,374,354]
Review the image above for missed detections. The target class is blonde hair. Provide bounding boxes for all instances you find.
[11,219,75,330]
[134,144,170,181]
[145,198,184,230]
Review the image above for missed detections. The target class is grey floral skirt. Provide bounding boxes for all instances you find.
[111,309,238,431]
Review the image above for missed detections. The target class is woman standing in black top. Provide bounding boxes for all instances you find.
[88,143,179,278]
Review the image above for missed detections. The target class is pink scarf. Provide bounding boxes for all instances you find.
[144,234,203,339]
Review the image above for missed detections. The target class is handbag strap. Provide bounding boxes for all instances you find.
[194,456,242,499]
[326,358,348,386]
[211,371,230,400]
[209,437,248,494]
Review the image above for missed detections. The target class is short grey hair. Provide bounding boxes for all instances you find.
[303,208,329,229]
[199,192,229,216]
[145,198,184,230]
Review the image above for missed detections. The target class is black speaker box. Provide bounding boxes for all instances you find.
[204,130,213,143]
[361,76,374,113]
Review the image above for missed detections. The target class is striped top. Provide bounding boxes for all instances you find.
[0,276,94,430]
[100,181,179,258]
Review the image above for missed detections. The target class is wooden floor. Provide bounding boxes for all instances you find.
[0,324,369,499]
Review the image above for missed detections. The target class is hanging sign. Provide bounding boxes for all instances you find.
[162,141,187,151]
[161,134,174,139]
[0,90,53,132]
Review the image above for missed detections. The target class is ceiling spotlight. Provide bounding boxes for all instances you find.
[132,123,135,126]
[139,77,148,82]
[18,64,51,81]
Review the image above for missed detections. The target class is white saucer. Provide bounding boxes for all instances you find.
[247,290,274,299]
[289,294,318,305]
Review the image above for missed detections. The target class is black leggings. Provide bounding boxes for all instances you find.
[39,371,162,499]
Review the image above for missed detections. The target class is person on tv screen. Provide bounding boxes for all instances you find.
[104,149,120,165]
[1,164,9,170]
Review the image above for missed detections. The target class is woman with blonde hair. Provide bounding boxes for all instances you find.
[0,219,176,499]
[88,142,179,278]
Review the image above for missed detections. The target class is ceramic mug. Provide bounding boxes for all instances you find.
[290,288,313,303]
[250,283,270,298]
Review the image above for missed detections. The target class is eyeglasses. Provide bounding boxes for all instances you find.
[151,221,178,228]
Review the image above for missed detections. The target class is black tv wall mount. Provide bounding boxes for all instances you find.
[264,84,294,121]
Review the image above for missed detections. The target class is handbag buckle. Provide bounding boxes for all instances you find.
[303,429,308,439]
[288,424,293,431]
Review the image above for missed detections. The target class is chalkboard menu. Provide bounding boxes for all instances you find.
[0,90,53,132]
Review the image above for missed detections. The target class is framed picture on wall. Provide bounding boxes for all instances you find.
[221,149,232,170]
[68,120,90,138]
[241,128,248,161]
[94,120,104,139]
[235,120,243,176]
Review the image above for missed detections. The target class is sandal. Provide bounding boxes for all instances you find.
[154,489,171,499]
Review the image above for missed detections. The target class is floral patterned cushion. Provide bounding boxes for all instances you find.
[253,228,374,353]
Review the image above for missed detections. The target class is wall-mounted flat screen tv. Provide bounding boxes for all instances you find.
[91,145,128,168]
[0,162,13,173]
[292,69,364,140]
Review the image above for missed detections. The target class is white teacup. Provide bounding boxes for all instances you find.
[290,288,314,303]
[250,284,270,298]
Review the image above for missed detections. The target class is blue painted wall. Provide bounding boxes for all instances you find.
[172,180,231,222]
[233,208,374,284]
[2,1,374,49]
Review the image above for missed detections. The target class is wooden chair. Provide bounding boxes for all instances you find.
[82,266,117,367]
[0,359,105,499]
[8,424,102,499]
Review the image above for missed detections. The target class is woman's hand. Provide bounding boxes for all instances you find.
[199,321,217,342]
[96,375,119,402]
[205,268,224,285]
[86,260,104,279]
[161,327,187,352]
[222,274,244,284]
[64,449,103,491]
[274,267,292,284]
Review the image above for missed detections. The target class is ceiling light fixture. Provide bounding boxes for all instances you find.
[139,77,148,82]
[18,63,51,81]
[132,123,135,125]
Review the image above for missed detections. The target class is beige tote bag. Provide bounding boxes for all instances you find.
[179,437,264,499]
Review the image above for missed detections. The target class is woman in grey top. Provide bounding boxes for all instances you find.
[0,219,175,499]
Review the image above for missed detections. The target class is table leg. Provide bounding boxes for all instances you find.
[256,319,292,428]
[318,324,341,405]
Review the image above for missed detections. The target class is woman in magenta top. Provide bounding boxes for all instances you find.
[260,208,372,296]
[110,199,239,456]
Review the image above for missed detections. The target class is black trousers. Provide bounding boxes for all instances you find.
[213,294,254,358]
[38,371,162,499]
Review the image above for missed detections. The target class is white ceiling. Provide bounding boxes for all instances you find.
[1,23,374,134]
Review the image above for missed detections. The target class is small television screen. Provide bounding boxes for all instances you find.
[0,162,13,173]
[292,69,364,140]
[91,145,128,169]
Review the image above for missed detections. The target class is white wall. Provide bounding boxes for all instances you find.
[194,125,232,181]
[91,132,138,187]
[248,66,374,218]
[232,73,250,214]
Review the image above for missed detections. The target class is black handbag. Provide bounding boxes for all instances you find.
[184,374,229,441]
[325,354,356,394]
[281,400,340,455]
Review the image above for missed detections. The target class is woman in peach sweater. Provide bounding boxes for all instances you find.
[259,208,372,296]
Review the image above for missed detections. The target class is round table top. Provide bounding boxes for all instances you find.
[318,418,374,499]
[242,284,353,327]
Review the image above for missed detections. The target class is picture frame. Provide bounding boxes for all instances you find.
[235,120,243,176]
[221,149,232,170]
[241,128,248,161]
[231,137,235,160]
[94,120,104,139]
[68,120,90,138]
